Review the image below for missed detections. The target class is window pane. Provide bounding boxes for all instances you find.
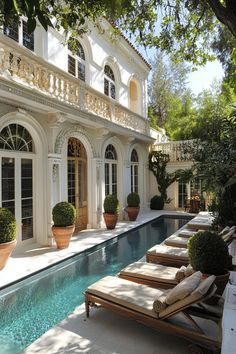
[105,144,117,160]
[4,23,19,42]
[68,160,76,207]
[112,164,117,196]
[131,149,138,162]
[77,42,85,60]
[21,159,32,198]
[105,163,109,196]
[2,158,15,211]
[23,21,34,51]
[0,124,34,152]
[68,55,76,76]
[178,179,187,208]
[110,83,116,99]
[21,159,33,240]
[78,62,85,81]
[104,78,109,96]
[104,65,115,81]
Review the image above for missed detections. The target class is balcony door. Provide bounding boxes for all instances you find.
[67,138,87,231]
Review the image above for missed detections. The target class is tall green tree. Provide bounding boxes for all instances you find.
[1,1,236,64]
[212,27,236,93]
[164,91,197,140]
[149,51,190,127]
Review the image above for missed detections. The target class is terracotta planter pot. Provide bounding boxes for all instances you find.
[103,213,118,230]
[126,207,140,221]
[52,225,75,249]
[0,239,17,270]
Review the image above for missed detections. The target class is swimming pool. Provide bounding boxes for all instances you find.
[0,216,190,353]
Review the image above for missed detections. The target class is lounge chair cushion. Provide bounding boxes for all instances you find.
[178,229,197,238]
[165,271,202,305]
[147,245,188,260]
[119,262,178,285]
[86,275,170,318]
[165,235,189,248]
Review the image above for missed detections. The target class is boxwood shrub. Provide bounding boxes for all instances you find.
[0,208,16,243]
[127,192,140,207]
[150,195,164,210]
[188,231,230,275]
[103,195,119,214]
[52,202,76,227]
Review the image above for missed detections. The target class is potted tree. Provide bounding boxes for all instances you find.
[0,208,17,270]
[126,192,140,221]
[52,201,76,249]
[188,231,231,301]
[103,194,119,230]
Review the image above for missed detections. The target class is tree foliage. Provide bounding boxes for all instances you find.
[1,1,236,64]
[185,110,236,226]
[149,51,190,128]
[212,26,236,93]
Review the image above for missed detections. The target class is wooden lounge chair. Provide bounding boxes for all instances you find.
[85,273,221,353]
[178,229,197,238]
[146,244,189,267]
[165,234,190,248]
[165,227,236,248]
[186,217,213,231]
[118,261,194,288]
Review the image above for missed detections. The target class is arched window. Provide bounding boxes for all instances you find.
[0,124,34,152]
[104,65,115,99]
[131,149,139,193]
[104,144,117,196]
[68,40,86,81]
[0,124,34,241]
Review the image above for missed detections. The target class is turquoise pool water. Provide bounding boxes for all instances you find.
[0,216,190,353]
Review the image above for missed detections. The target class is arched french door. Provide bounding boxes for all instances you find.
[67,138,87,231]
[0,124,34,242]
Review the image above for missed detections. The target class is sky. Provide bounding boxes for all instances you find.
[187,60,224,95]
[137,45,225,96]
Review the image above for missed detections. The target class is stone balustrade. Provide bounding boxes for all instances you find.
[153,140,194,162]
[0,34,149,135]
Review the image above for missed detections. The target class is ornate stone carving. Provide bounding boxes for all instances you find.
[55,125,96,157]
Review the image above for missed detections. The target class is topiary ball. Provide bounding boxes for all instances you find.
[52,202,76,227]
[0,208,16,243]
[188,231,230,276]
[150,195,164,210]
[127,192,140,207]
[103,195,119,214]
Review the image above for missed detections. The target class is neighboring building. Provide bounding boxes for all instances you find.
[150,139,206,211]
[0,18,153,247]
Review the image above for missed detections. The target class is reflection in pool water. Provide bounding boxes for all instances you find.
[0,216,189,353]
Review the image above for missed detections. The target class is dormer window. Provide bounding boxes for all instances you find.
[68,41,86,82]
[3,21,34,51]
[104,65,115,99]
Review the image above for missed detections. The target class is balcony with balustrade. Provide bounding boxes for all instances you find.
[152,140,194,164]
[0,34,150,137]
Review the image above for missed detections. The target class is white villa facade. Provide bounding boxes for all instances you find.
[0,18,155,247]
